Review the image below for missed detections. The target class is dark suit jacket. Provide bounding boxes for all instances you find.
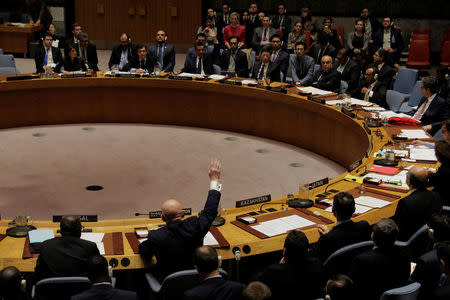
[108,44,137,70]
[411,248,443,299]
[183,277,244,300]
[429,163,450,206]
[54,57,87,73]
[416,95,450,136]
[314,220,371,262]
[290,54,315,86]
[333,58,361,94]
[34,236,100,282]
[182,44,220,75]
[308,43,337,64]
[272,14,291,40]
[391,189,442,241]
[354,79,388,108]
[373,63,396,89]
[139,190,220,278]
[272,50,289,79]
[433,285,450,300]
[350,247,410,300]
[34,45,63,73]
[312,68,342,93]
[219,49,249,77]
[252,27,277,51]
[22,0,52,28]
[71,284,136,300]
[256,256,326,300]
[148,43,175,72]
[245,14,261,48]
[77,42,99,71]
[123,55,156,73]
[373,28,404,63]
[251,60,281,82]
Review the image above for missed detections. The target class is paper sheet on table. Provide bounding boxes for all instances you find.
[296,86,333,95]
[241,79,258,85]
[355,196,391,208]
[136,230,148,238]
[363,170,408,184]
[363,106,386,112]
[252,215,315,237]
[398,129,429,139]
[178,72,205,78]
[325,204,372,215]
[208,74,226,80]
[409,148,437,161]
[81,233,105,244]
[279,215,315,229]
[378,111,411,119]
[203,231,219,246]
[96,243,105,255]
[326,98,373,106]
[138,238,147,244]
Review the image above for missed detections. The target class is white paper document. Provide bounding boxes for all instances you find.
[81,233,104,243]
[208,74,226,80]
[325,204,373,215]
[241,79,258,85]
[326,98,373,106]
[398,129,429,139]
[296,86,333,95]
[378,111,411,119]
[203,231,219,246]
[135,230,148,238]
[363,170,408,184]
[178,72,205,78]
[355,196,392,208]
[409,148,437,161]
[363,106,386,112]
[138,238,147,244]
[252,215,315,237]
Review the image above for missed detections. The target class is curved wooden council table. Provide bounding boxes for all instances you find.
[0,77,418,271]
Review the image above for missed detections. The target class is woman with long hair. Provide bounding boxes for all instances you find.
[54,44,87,74]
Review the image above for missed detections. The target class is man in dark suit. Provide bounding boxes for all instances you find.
[312,55,342,93]
[411,214,450,300]
[270,34,289,81]
[334,48,361,95]
[182,41,219,75]
[67,23,82,48]
[251,46,281,82]
[354,67,388,107]
[412,76,450,136]
[183,246,244,300]
[272,3,291,43]
[71,255,136,300]
[34,215,100,282]
[392,166,442,241]
[35,33,62,73]
[350,219,410,300]
[308,31,337,64]
[371,48,395,88]
[77,32,99,71]
[432,241,450,300]
[246,2,261,49]
[252,16,277,53]
[290,42,315,86]
[148,30,175,72]
[123,44,156,73]
[241,282,271,300]
[216,2,231,46]
[256,230,326,300]
[314,192,371,262]
[139,160,222,279]
[0,266,28,300]
[108,33,137,71]
[361,8,382,56]
[219,36,248,77]
[373,17,404,66]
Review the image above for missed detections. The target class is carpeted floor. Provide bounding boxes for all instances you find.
[0,124,344,220]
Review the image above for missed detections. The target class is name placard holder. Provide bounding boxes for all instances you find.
[53,215,98,222]
[235,195,271,208]
[307,96,326,104]
[148,208,192,219]
[168,75,192,81]
[348,159,363,172]
[307,177,329,190]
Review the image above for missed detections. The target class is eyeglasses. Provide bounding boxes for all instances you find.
[229,42,237,45]
[272,40,281,43]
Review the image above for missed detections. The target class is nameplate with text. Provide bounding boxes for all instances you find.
[220,80,242,86]
[168,75,192,81]
[341,107,355,118]
[235,194,271,208]
[363,122,372,135]
[307,177,329,190]
[348,159,363,172]
[148,208,192,219]
[307,96,325,104]
[53,215,98,222]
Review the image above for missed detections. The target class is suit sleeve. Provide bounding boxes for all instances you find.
[35,50,43,73]
[300,59,315,86]
[252,29,259,50]
[197,190,221,234]
[90,44,99,71]
[290,56,300,83]
[165,46,175,72]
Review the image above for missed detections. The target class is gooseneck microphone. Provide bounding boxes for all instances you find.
[134,212,150,217]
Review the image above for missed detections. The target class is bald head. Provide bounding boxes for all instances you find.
[321,55,333,72]
[407,166,428,189]
[161,199,184,223]
[0,266,22,298]
[60,215,82,237]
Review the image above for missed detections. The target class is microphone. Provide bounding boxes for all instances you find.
[233,247,241,261]
[135,212,150,217]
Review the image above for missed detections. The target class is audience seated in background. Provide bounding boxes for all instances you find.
[34,215,100,282]
[187,33,217,59]
[269,34,289,80]
[245,2,261,49]
[347,19,369,66]
[255,230,326,300]
[54,44,87,74]
[252,16,277,53]
[139,160,222,279]
[71,255,136,300]
[219,36,249,77]
[271,3,291,43]
[290,41,315,86]
[35,32,62,73]
[312,55,342,93]
[325,274,355,300]
[392,165,442,241]
[432,241,450,300]
[68,23,82,48]
[77,32,99,71]
[206,8,217,27]
[308,31,337,64]
[241,281,271,300]
[427,140,450,206]
[183,246,244,300]
[412,76,450,136]
[300,8,319,36]
[372,17,404,66]
[354,67,387,107]
[411,214,450,300]
[370,48,395,89]
[148,30,175,73]
[45,23,64,49]
[197,16,218,50]
[251,46,281,82]
[360,7,381,61]
[317,17,341,50]
[108,33,137,71]
[333,48,361,95]
[216,2,231,37]
[287,21,306,52]
[0,266,28,300]
[350,218,410,300]
[181,38,219,75]
[223,12,246,49]
[313,192,371,262]
[123,44,156,74]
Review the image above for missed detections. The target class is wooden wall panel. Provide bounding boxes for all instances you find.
[75,0,201,47]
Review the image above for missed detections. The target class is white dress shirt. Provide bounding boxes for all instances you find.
[383,29,391,49]
[413,94,436,121]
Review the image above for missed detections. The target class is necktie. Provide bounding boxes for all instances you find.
[140,60,144,69]
[197,57,202,74]
[158,45,164,67]
[43,48,49,66]
[258,64,265,79]
[251,15,254,23]
[263,29,267,41]
[413,99,430,121]
[271,53,277,62]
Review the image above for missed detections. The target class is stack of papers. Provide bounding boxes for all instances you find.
[208,74,226,80]
[241,79,257,85]
[203,231,219,246]
[296,86,333,95]
[326,98,374,106]
[252,215,315,237]
[409,148,438,161]
[398,129,429,139]
[363,170,409,184]
[354,196,391,208]
[378,111,411,119]
[363,106,386,112]
[135,230,148,238]
[29,229,54,244]
[178,73,205,78]
[81,233,105,255]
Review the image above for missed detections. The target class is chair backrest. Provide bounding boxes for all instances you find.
[407,80,422,107]
[386,90,406,112]
[380,282,421,300]
[394,224,429,248]
[324,240,374,276]
[213,64,221,74]
[32,277,92,300]
[413,28,430,35]
[441,41,450,64]
[250,50,256,72]
[443,28,450,42]
[313,64,321,74]
[393,68,418,94]
[0,67,18,75]
[408,40,430,62]
[340,80,348,94]
[411,34,430,41]
[433,128,444,141]
[0,48,3,55]
[0,54,16,68]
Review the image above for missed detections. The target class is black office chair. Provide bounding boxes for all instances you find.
[32,276,92,300]
[394,224,430,261]
[379,282,421,300]
[323,240,374,276]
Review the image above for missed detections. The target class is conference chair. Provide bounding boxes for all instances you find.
[0,48,3,55]
[313,64,321,74]
[398,80,422,114]
[391,68,419,98]
[0,54,16,68]
[323,240,374,276]
[379,282,421,300]
[412,28,430,35]
[411,34,430,41]
[32,277,92,300]
[249,50,256,77]
[0,67,18,75]
[440,40,450,67]
[442,206,450,217]
[145,268,229,300]
[395,224,429,261]
[386,90,406,112]
[213,64,221,74]
[406,39,430,69]
[340,80,348,94]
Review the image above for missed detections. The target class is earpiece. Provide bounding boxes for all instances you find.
[21,279,26,293]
